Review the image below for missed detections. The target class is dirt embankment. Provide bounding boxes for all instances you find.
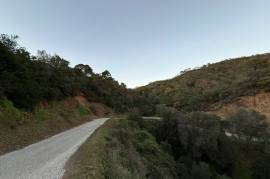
[0,96,113,155]
[74,96,113,116]
[209,92,270,119]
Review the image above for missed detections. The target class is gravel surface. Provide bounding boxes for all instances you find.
[0,118,109,179]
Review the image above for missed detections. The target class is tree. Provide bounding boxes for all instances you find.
[226,109,270,144]
[101,70,112,79]
[47,55,69,69]
[176,112,223,161]
[74,64,93,77]
[0,34,19,52]
[36,50,51,62]
[190,162,212,179]
[120,82,126,89]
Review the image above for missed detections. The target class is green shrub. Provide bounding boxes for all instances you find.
[127,111,142,121]
[226,109,270,143]
[0,98,23,124]
[75,104,92,116]
[33,108,51,121]
[103,118,178,179]
[133,130,159,155]
[215,175,231,179]
[190,162,212,179]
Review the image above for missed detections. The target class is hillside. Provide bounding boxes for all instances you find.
[0,35,134,112]
[0,95,112,155]
[64,110,270,179]
[138,54,270,113]
[2,33,270,178]
[0,34,146,154]
[62,52,270,178]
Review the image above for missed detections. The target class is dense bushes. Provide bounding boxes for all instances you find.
[225,109,270,143]
[0,98,23,126]
[0,34,147,112]
[134,107,270,179]
[102,117,177,179]
[133,43,270,178]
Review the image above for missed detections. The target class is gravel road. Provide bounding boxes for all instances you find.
[0,118,109,179]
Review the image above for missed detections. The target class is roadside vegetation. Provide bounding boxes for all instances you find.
[67,109,270,179]
[150,106,270,179]
[64,116,177,179]
[0,97,109,155]
[64,118,115,179]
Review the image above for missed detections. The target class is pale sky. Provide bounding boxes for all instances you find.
[1,0,270,87]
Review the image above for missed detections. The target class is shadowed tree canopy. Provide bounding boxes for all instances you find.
[101,70,112,79]
[0,34,149,112]
[74,64,93,77]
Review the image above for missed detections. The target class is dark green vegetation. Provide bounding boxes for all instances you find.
[102,116,177,179]
[64,117,177,179]
[139,54,270,111]
[65,53,270,178]
[134,108,270,179]
[65,110,270,179]
[0,34,154,155]
[0,34,147,154]
[134,55,270,178]
[0,34,147,113]
[0,97,97,155]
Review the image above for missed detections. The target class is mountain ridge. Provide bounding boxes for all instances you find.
[138,53,270,113]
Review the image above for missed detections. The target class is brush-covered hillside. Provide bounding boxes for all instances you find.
[0,34,148,154]
[64,54,270,179]
[139,54,270,113]
[0,34,133,112]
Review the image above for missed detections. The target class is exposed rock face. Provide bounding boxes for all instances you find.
[209,92,270,120]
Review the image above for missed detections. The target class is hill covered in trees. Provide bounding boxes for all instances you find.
[63,53,270,179]
[138,54,270,112]
[0,34,131,112]
[107,54,270,179]
[0,34,151,154]
[0,34,154,114]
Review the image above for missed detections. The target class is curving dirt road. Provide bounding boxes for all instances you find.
[0,118,109,179]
